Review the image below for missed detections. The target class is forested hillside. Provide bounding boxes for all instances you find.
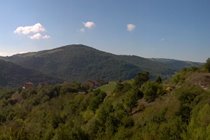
[0,59,61,87]
[4,44,201,82]
[0,63,209,140]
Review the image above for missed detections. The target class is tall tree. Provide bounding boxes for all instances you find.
[133,72,150,87]
[205,58,210,72]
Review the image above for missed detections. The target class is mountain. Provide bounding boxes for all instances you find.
[0,59,61,87]
[150,58,201,70]
[4,44,201,82]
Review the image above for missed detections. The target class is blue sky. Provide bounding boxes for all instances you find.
[0,0,210,62]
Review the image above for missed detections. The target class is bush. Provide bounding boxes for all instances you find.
[184,103,210,140]
[114,82,124,93]
[171,67,198,84]
[114,82,131,93]
[60,82,81,94]
[205,58,210,72]
[124,88,143,110]
[156,76,162,83]
[141,82,165,102]
[133,72,149,87]
[176,86,202,123]
[89,90,106,111]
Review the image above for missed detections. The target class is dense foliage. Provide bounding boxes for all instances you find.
[205,58,210,72]
[0,60,61,87]
[4,44,201,82]
[0,69,209,139]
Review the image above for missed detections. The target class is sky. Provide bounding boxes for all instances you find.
[0,0,210,62]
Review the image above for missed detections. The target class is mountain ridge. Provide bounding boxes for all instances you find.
[1,44,201,85]
[5,45,202,63]
[0,59,62,87]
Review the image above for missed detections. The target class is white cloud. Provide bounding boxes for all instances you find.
[14,23,45,35]
[83,21,95,29]
[42,35,50,39]
[14,23,50,40]
[127,24,136,32]
[29,33,50,40]
[29,33,42,40]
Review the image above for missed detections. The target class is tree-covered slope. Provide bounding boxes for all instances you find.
[0,66,209,139]
[0,59,61,87]
[151,58,201,70]
[5,44,201,82]
[7,45,142,82]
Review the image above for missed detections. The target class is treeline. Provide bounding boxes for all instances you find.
[0,64,209,139]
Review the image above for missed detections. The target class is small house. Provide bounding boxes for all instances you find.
[22,82,34,89]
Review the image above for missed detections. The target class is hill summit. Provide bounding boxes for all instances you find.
[4,44,201,83]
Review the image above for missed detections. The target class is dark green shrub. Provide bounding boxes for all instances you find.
[133,72,149,87]
[205,58,210,72]
[156,76,162,83]
[114,82,132,94]
[176,86,202,123]
[89,90,106,111]
[124,88,143,110]
[141,82,165,102]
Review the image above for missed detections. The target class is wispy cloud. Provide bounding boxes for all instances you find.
[29,33,50,40]
[14,23,50,40]
[83,21,96,29]
[127,24,136,32]
[80,21,96,32]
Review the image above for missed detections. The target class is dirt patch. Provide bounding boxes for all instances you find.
[186,73,210,90]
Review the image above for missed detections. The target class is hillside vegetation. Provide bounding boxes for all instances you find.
[4,44,201,82]
[0,63,209,140]
[0,60,61,87]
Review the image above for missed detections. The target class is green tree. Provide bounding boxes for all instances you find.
[124,88,143,110]
[133,72,149,87]
[156,76,162,83]
[114,82,124,93]
[141,82,164,102]
[114,82,132,94]
[89,90,106,111]
[176,86,200,123]
[205,58,210,72]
